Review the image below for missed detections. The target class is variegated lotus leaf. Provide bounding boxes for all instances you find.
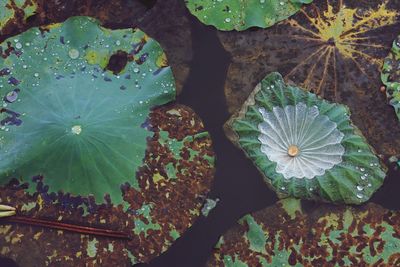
[0,17,215,265]
[382,34,400,121]
[207,198,400,266]
[185,0,313,31]
[220,0,400,158]
[225,72,386,204]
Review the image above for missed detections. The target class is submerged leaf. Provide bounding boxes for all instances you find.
[220,0,400,157]
[185,0,313,31]
[208,198,400,266]
[0,17,215,265]
[382,34,400,121]
[225,72,386,204]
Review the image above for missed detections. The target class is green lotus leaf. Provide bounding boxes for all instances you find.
[225,72,386,204]
[382,34,400,122]
[220,0,400,157]
[207,198,400,266]
[184,0,312,31]
[0,16,215,265]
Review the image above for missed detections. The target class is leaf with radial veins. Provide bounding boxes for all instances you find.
[207,198,400,266]
[185,0,312,31]
[0,16,176,205]
[225,72,386,204]
[0,17,215,266]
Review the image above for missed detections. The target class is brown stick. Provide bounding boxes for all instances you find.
[1,216,131,240]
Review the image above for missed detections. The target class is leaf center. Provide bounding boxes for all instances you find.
[71,125,82,135]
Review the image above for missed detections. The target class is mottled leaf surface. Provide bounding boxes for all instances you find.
[185,0,313,31]
[0,0,37,32]
[225,72,386,204]
[0,17,215,265]
[382,34,400,121]
[220,0,400,158]
[207,198,400,266]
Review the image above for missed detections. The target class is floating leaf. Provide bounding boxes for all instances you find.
[225,72,386,204]
[382,34,400,121]
[185,0,313,31]
[0,17,215,265]
[207,198,400,266]
[220,0,400,157]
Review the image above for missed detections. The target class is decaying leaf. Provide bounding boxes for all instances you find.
[0,17,215,265]
[381,34,400,122]
[207,198,400,266]
[225,72,386,204]
[185,0,313,31]
[220,0,400,158]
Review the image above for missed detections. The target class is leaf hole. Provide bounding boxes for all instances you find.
[106,50,128,75]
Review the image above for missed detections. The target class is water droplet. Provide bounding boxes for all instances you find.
[225,18,231,23]
[133,67,140,73]
[356,193,364,199]
[69,49,80,59]
[15,43,22,49]
[5,90,18,103]
[71,125,82,135]
[34,73,39,77]
[357,185,363,191]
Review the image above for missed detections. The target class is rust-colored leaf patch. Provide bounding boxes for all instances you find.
[0,104,215,266]
[207,198,400,266]
[220,0,400,158]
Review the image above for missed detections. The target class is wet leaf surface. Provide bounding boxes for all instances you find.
[207,198,400,266]
[0,0,192,93]
[185,0,313,31]
[0,17,215,266]
[220,0,400,158]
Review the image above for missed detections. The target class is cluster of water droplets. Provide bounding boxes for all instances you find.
[353,149,380,200]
